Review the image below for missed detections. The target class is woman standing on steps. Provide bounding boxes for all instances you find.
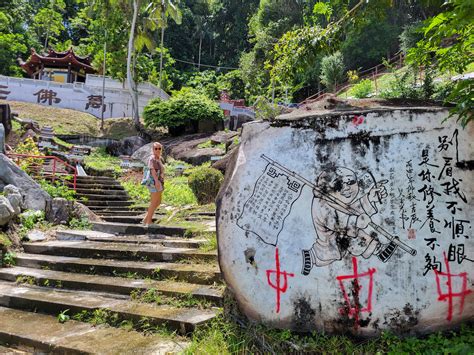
[143,142,165,226]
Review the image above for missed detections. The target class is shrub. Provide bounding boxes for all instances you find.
[320,51,345,92]
[188,167,224,205]
[352,79,373,99]
[143,88,224,130]
[84,147,122,174]
[14,137,42,173]
[39,179,76,201]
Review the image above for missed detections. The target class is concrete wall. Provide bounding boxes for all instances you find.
[0,75,169,119]
[217,105,473,336]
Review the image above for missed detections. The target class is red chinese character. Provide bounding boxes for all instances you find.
[336,257,376,327]
[434,252,472,321]
[266,247,295,313]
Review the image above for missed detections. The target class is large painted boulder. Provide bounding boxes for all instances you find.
[216,99,473,337]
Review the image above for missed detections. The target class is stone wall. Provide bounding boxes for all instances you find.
[0,75,169,119]
[217,102,473,336]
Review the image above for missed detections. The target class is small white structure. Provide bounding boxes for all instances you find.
[0,74,169,119]
[217,100,473,337]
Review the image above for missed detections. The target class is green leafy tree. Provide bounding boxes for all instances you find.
[32,0,66,50]
[407,0,473,126]
[143,87,224,130]
[319,51,345,92]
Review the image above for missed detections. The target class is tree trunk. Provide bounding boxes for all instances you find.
[198,35,202,71]
[159,14,165,90]
[127,0,140,129]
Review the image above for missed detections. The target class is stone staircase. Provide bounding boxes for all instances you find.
[75,175,153,224]
[0,225,222,352]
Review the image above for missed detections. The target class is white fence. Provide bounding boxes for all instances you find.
[0,75,169,119]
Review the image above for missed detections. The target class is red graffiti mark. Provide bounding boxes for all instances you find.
[352,115,364,126]
[407,228,416,240]
[336,257,376,327]
[266,247,295,313]
[434,252,472,321]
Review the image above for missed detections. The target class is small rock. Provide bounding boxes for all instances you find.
[0,196,15,226]
[27,230,47,242]
[3,184,23,214]
[45,198,73,225]
[210,131,239,145]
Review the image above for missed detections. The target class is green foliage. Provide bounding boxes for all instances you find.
[121,179,150,204]
[351,79,372,99]
[186,317,474,354]
[68,217,91,230]
[57,309,70,324]
[143,88,224,129]
[18,210,47,239]
[0,33,28,76]
[163,176,197,207]
[199,232,217,252]
[399,22,423,54]
[320,51,345,92]
[2,251,16,267]
[407,0,473,126]
[254,97,282,120]
[84,148,122,175]
[14,137,42,173]
[188,166,223,205]
[39,179,76,201]
[0,232,12,249]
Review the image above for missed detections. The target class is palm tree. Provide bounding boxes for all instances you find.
[147,1,182,90]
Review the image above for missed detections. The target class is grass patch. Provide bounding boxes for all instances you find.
[197,140,226,150]
[101,118,138,139]
[52,136,73,149]
[84,147,123,174]
[199,232,217,252]
[1,100,100,136]
[163,176,197,207]
[186,316,474,354]
[130,288,214,309]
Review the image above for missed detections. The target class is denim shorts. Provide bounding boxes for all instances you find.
[147,184,163,193]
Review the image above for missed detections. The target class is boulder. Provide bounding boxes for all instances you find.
[0,196,15,226]
[106,136,147,157]
[45,198,102,225]
[0,154,51,211]
[210,131,239,145]
[21,128,37,141]
[45,198,71,225]
[211,146,239,173]
[217,99,473,337]
[3,184,23,214]
[72,201,102,222]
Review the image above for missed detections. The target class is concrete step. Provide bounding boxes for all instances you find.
[83,200,132,207]
[92,221,188,237]
[0,267,223,303]
[0,307,189,353]
[55,229,204,249]
[0,282,217,334]
[101,215,165,224]
[23,241,217,263]
[73,182,124,190]
[77,193,130,201]
[97,210,147,216]
[76,176,117,183]
[87,206,146,212]
[76,188,127,195]
[16,253,222,285]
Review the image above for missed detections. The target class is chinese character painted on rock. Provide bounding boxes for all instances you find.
[434,252,472,321]
[34,89,61,105]
[0,84,10,100]
[85,95,106,112]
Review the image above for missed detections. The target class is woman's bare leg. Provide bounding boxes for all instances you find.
[144,192,162,224]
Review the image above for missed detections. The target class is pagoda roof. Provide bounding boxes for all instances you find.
[20,48,96,76]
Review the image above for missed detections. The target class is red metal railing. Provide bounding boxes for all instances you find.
[300,51,405,105]
[7,153,77,191]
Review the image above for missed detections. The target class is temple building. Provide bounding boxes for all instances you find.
[19,48,96,83]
